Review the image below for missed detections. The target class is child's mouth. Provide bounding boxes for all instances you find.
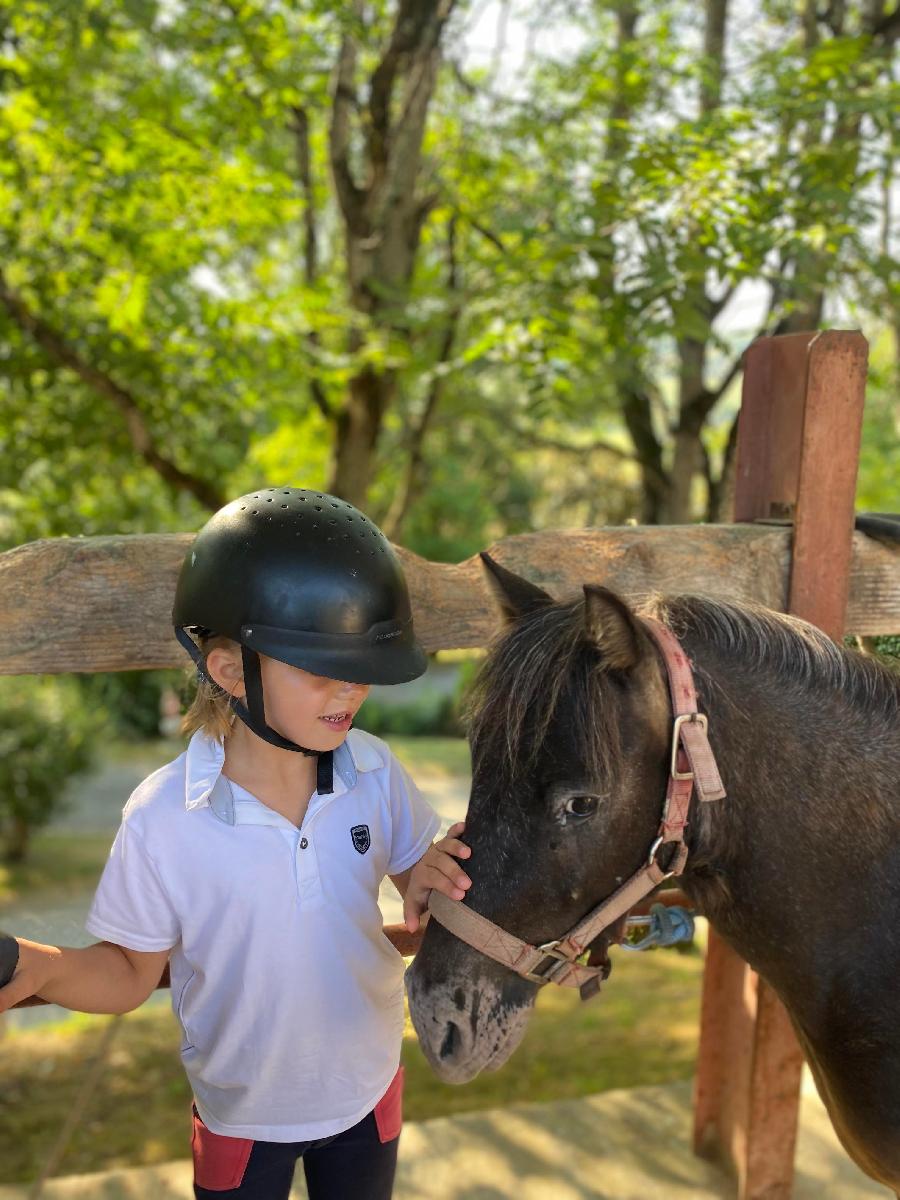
[320,712,352,730]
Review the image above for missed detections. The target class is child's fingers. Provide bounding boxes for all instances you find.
[446,821,466,837]
[437,837,471,859]
[428,852,471,891]
[403,895,421,934]
[425,865,469,901]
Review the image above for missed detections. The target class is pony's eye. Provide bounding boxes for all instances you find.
[564,794,598,818]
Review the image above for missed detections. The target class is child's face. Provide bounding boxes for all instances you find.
[258,654,370,750]
[206,645,369,750]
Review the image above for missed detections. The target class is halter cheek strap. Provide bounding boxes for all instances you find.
[427,615,726,1001]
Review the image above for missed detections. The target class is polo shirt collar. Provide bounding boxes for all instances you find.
[184,729,381,826]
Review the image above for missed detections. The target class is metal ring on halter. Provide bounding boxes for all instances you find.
[647,836,677,880]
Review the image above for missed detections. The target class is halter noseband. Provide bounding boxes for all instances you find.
[427,617,727,1001]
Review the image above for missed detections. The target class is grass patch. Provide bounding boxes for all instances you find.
[0,943,702,1184]
[102,735,472,781]
[102,738,186,769]
[0,737,469,909]
[385,736,471,779]
[0,833,112,907]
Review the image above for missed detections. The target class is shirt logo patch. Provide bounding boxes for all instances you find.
[351,824,371,855]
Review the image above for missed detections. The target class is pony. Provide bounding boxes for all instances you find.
[406,555,900,1194]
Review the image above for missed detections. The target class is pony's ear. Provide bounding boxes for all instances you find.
[479,552,554,624]
[582,585,642,671]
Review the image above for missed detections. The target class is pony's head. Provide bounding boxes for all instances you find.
[406,555,673,1082]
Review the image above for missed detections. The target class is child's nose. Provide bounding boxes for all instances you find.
[337,680,368,699]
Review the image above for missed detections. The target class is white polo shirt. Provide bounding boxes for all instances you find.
[85,727,441,1141]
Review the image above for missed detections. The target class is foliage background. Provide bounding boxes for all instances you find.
[1,0,897,564]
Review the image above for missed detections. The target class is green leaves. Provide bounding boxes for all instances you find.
[2,0,897,550]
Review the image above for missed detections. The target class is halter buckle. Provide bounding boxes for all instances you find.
[522,940,576,985]
[670,712,707,779]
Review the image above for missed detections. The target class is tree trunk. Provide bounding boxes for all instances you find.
[328,367,395,507]
[327,1,454,506]
[664,0,728,524]
[3,815,30,865]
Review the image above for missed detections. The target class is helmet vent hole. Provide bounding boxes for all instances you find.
[266,498,273,502]
[315,505,323,512]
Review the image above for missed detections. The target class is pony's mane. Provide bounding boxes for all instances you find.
[463,598,620,786]
[464,592,899,784]
[654,594,900,720]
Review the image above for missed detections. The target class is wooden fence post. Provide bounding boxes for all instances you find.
[692,330,869,1198]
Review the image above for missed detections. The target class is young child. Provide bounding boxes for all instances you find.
[0,487,473,1199]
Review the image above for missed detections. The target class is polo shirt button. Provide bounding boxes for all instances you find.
[299,837,309,849]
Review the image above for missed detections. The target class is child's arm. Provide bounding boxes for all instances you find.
[393,820,472,933]
[0,936,171,1016]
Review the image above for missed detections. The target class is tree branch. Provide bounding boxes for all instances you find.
[328,34,367,233]
[515,424,669,491]
[289,105,334,423]
[383,215,461,539]
[465,215,508,255]
[0,275,225,511]
[368,1,450,174]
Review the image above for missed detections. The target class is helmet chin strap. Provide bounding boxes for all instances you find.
[175,628,335,794]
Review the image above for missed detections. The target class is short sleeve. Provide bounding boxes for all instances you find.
[85,820,180,952]
[385,753,442,876]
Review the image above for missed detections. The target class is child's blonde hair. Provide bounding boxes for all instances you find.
[180,630,240,743]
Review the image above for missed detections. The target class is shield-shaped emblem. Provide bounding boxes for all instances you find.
[351,824,371,855]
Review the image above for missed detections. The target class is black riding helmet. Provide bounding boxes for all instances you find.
[172,486,427,793]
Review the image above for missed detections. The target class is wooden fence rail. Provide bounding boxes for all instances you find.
[1,523,898,675]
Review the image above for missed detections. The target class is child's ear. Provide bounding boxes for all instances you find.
[582,585,642,672]
[479,552,554,625]
[204,646,245,699]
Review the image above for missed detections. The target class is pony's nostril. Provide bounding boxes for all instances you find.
[440,1021,461,1061]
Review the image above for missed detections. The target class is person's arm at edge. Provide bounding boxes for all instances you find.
[0,938,171,1015]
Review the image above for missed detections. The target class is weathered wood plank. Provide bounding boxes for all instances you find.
[0,523,896,675]
[694,330,868,1200]
[789,331,868,636]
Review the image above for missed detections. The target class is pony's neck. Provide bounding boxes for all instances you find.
[676,631,900,1007]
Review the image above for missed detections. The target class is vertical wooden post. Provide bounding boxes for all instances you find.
[692,330,869,1199]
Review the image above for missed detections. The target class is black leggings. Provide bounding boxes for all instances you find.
[191,1106,399,1200]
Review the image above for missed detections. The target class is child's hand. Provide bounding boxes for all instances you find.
[403,822,472,934]
[0,937,59,1013]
